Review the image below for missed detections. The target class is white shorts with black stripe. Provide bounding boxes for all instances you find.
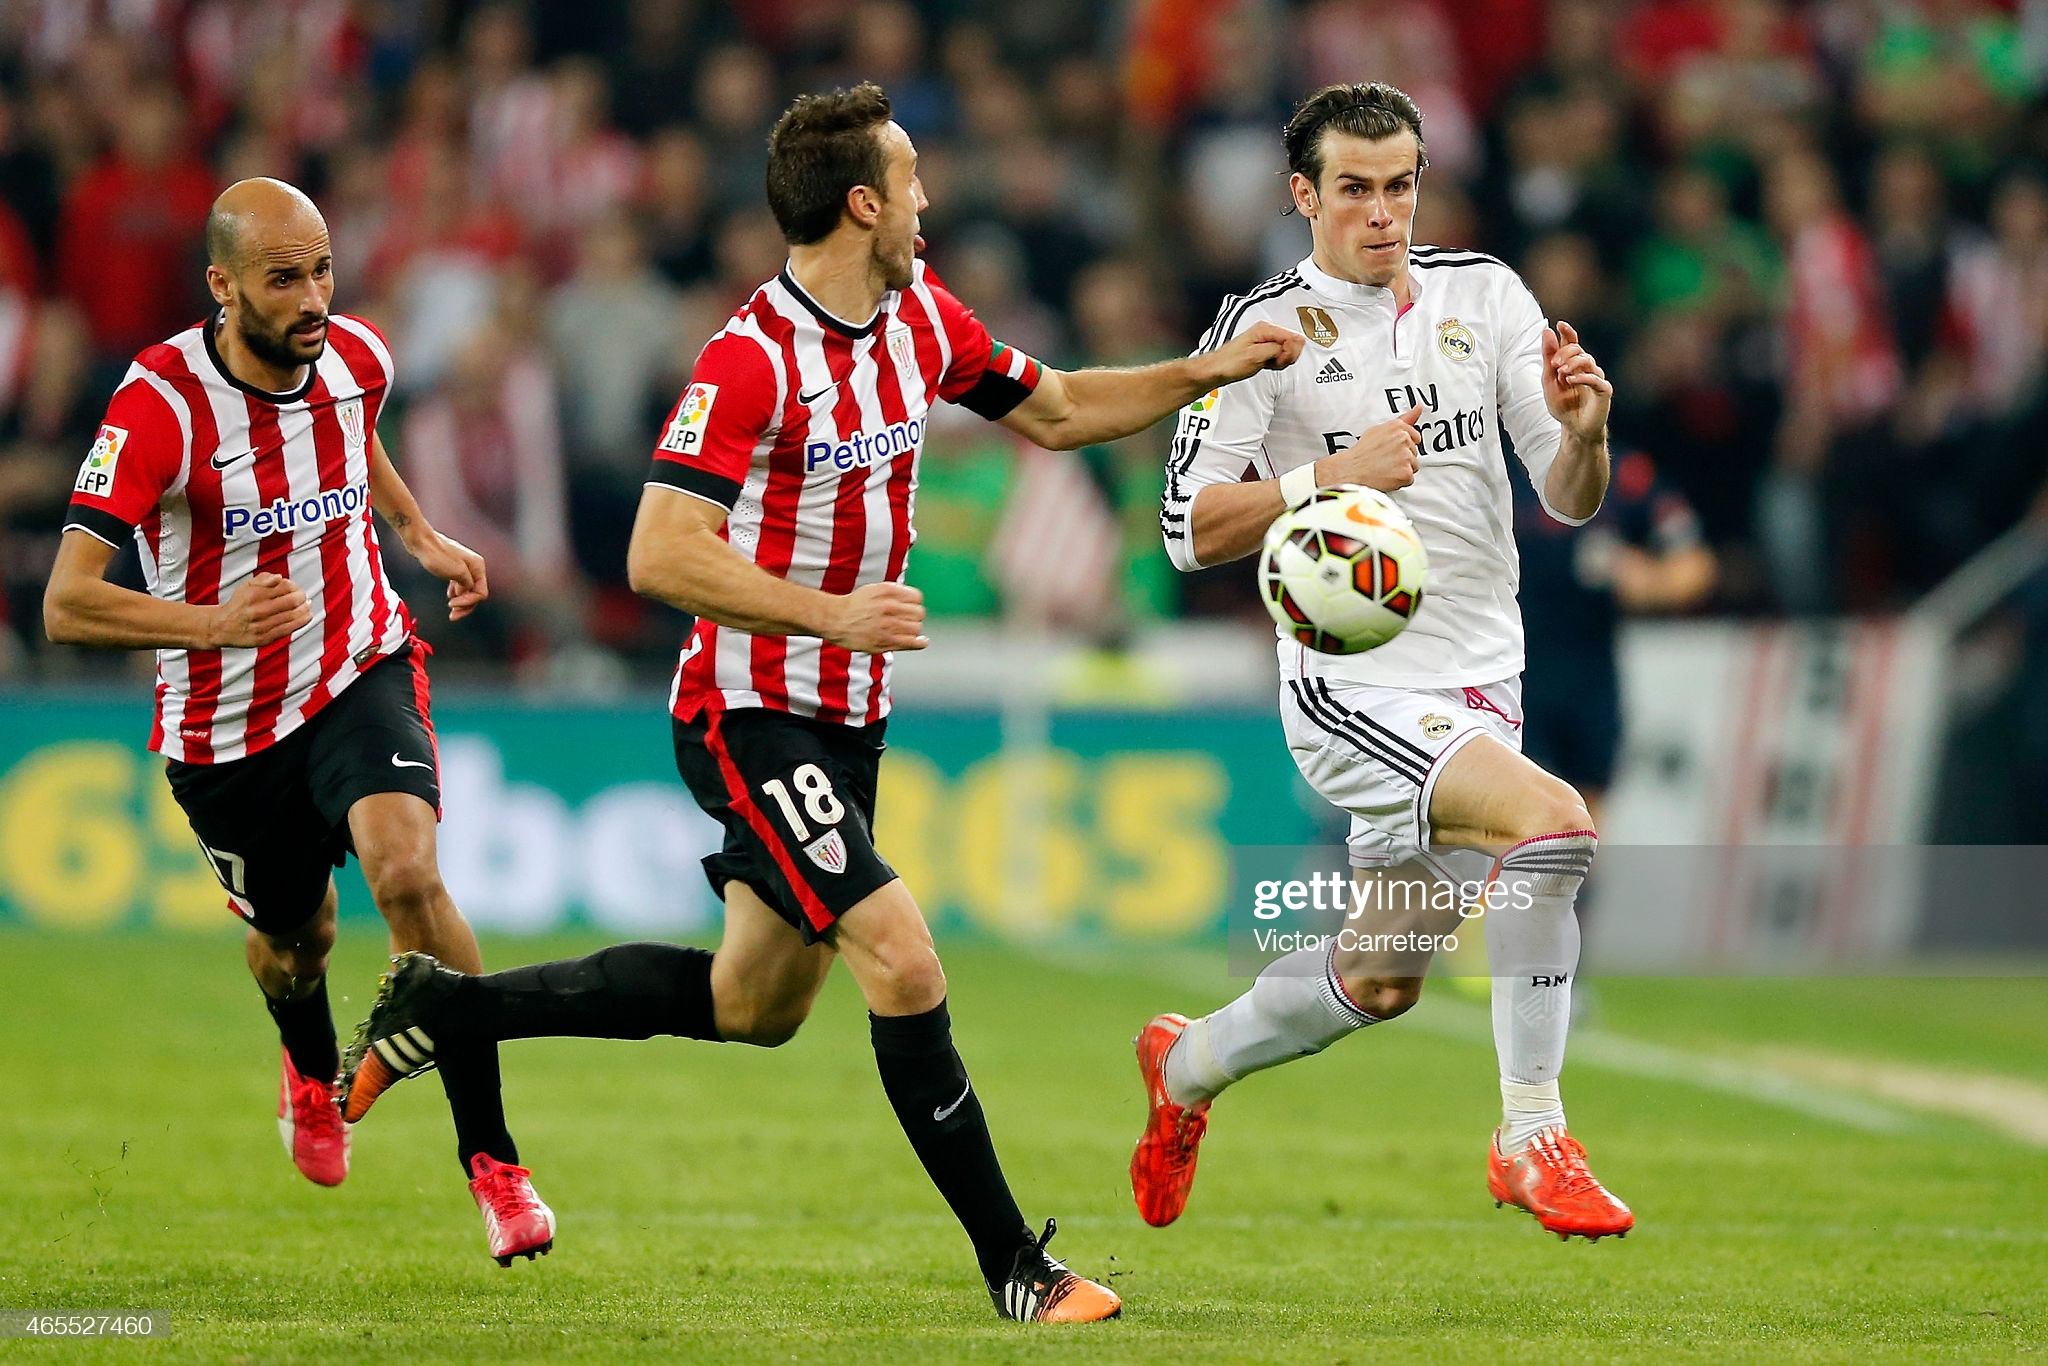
[1280,674,1524,868]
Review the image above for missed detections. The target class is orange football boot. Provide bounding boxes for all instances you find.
[1488,1128,1633,1241]
[994,1220,1121,1322]
[1130,1012,1209,1228]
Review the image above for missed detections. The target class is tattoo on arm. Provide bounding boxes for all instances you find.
[389,512,412,530]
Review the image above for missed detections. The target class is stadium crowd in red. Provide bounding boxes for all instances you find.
[2,0,2045,679]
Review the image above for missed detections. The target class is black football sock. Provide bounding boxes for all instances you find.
[436,1036,518,1176]
[264,976,340,1083]
[870,1001,1034,1288]
[447,942,721,1043]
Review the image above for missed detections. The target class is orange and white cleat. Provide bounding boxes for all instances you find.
[993,1220,1121,1323]
[1487,1128,1633,1241]
[277,1048,349,1187]
[468,1154,556,1266]
[1130,1012,1209,1228]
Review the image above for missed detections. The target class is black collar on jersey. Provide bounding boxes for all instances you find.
[204,311,317,405]
[778,268,884,339]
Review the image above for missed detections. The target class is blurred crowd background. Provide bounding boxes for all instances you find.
[3,0,2048,688]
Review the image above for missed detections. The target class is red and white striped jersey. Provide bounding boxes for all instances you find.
[64,313,412,763]
[650,260,1041,726]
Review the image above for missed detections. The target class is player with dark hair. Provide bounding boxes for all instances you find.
[1133,82,1634,1241]
[42,178,554,1266]
[336,84,1303,1320]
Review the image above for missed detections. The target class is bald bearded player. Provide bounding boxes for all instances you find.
[43,178,555,1265]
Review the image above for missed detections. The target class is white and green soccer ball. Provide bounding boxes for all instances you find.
[1258,484,1429,655]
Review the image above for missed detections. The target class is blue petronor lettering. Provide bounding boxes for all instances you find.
[221,480,371,541]
[803,416,925,474]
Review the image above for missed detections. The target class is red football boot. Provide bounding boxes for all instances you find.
[1130,1013,1210,1228]
[277,1049,349,1187]
[1488,1128,1633,1241]
[469,1154,556,1266]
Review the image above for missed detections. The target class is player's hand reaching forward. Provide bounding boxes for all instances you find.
[826,582,928,654]
[1206,322,1307,383]
[1542,321,1612,439]
[1317,404,1423,493]
[409,530,490,621]
[208,572,312,647]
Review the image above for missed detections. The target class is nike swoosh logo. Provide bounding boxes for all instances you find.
[799,385,834,405]
[211,448,253,470]
[933,1080,972,1122]
[391,754,434,771]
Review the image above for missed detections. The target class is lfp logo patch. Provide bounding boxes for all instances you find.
[658,383,719,456]
[1189,389,1220,414]
[74,424,128,497]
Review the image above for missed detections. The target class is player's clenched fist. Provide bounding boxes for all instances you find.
[208,572,312,648]
[826,581,928,654]
[1209,322,1307,382]
[1317,404,1423,492]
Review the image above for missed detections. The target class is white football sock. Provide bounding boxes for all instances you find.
[1164,946,1379,1107]
[1485,831,1593,1151]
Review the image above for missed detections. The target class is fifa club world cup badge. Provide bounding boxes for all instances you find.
[1296,305,1340,348]
[1437,318,1475,361]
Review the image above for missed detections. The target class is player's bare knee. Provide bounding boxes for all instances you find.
[871,943,946,1016]
[1338,975,1422,1019]
[367,857,447,926]
[1505,780,1595,847]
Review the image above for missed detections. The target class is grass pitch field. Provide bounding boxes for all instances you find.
[2,931,2045,1363]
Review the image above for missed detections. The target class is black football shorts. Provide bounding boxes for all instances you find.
[164,641,441,937]
[672,707,897,943]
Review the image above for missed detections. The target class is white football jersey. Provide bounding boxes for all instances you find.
[1161,250,1593,690]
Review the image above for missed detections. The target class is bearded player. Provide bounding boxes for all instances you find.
[43,179,554,1265]
[333,84,1302,1320]
[1134,83,1632,1241]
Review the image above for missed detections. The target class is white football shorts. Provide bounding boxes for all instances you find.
[1279,673,1524,867]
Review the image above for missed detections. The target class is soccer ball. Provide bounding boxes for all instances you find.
[1258,485,1429,654]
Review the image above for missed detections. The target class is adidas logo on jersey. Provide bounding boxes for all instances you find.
[1314,357,1354,385]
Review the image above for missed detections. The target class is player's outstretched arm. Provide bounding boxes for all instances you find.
[627,486,927,655]
[999,322,1306,452]
[368,433,489,620]
[43,530,310,649]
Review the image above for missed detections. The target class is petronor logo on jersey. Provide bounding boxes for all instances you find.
[74,424,127,497]
[1438,318,1475,361]
[1297,305,1340,347]
[223,480,370,541]
[805,416,925,474]
[658,382,718,456]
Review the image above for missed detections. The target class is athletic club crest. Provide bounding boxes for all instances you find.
[803,829,848,874]
[337,397,365,450]
[887,324,916,371]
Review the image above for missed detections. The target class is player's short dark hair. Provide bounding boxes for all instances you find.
[1283,83,1429,188]
[765,83,895,246]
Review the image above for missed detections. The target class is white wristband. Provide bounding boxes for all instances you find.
[1278,462,1319,508]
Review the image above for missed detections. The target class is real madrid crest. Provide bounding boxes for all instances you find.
[1296,305,1340,348]
[1436,317,1475,362]
[1419,713,1454,739]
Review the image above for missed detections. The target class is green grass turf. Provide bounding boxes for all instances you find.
[1,931,2045,1364]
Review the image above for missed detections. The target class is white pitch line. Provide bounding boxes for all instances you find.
[1017,944,1917,1135]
